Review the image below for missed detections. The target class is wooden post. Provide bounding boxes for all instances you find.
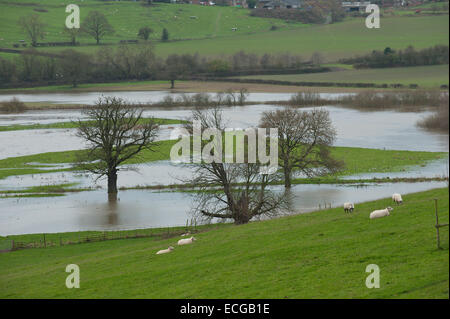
[435,198,441,249]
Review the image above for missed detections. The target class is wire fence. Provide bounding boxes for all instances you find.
[5,219,203,252]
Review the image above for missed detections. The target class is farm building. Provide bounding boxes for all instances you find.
[257,0,302,9]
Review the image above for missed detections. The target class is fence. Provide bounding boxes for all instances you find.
[8,220,201,252]
[434,198,449,250]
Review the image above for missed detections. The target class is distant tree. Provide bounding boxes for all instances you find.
[327,0,346,23]
[184,107,288,225]
[138,26,153,41]
[260,108,343,188]
[18,14,47,47]
[0,57,16,84]
[161,28,169,42]
[384,47,394,55]
[76,97,159,197]
[311,51,325,65]
[81,11,114,45]
[63,26,81,46]
[164,53,197,88]
[59,49,90,87]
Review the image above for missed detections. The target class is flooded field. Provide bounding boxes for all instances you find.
[0,181,445,235]
[1,104,448,159]
[0,91,448,235]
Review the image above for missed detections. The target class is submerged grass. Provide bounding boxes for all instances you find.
[285,90,447,111]
[0,118,186,132]
[0,144,447,181]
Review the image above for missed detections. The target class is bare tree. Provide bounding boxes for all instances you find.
[81,11,114,45]
[18,14,46,47]
[76,97,159,196]
[260,108,343,188]
[138,26,153,41]
[184,107,287,225]
[59,49,90,87]
[63,26,81,46]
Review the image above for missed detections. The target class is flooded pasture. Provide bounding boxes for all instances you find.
[0,91,448,235]
[0,181,445,235]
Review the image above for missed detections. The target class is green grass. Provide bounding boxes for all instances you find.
[237,65,450,88]
[0,139,178,180]
[1,2,447,62]
[151,15,449,60]
[0,187,447,298]
[0,117,186,132]
[0,183,93,198]
[0,1,305,48]
[0,144,446,181]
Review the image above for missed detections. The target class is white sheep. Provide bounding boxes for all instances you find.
[156,246,174,255]
[178,236,196,246]
[343,202,354,213]
[392,193,403,205]
[180,232,191,237]
[370,207,393,219]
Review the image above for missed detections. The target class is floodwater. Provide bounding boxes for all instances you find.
[0,91,349,105]
[0,181,445,235]
[0,91,448,235]
[0,105,448,159]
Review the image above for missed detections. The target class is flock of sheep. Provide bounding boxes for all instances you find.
[156,232,196,255]
[155,193,404,254]
[344,193,403,219]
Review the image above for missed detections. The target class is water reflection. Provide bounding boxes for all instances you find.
[0,181,445,236]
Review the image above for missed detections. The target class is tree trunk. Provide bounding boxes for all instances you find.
[284,160,291,188]
[107,170,118,194]
[234,212,251,225]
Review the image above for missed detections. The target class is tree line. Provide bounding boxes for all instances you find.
[0,46,312,87]
[17,11,170,48]
[340,45,449,69]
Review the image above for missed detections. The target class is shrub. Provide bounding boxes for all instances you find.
[0,97,27,113]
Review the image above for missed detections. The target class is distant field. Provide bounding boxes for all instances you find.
[0,1,447,61]
[236,65,450,88]
[0,0,305,47]
[0,188,447,298]
[152,14,449,59]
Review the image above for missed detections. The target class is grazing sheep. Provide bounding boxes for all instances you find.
[178,236,196,246]
[343,202,355,213]
[370,207,393,219]
[392,193,403,205]
[181,232,191,237]
[156,246,174,255]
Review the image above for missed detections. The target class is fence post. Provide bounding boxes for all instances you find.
[43,233,46,248]
[434,198,441,249]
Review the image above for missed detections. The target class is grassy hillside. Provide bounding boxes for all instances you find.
[237,65,450,88]
[0,187,447,298]
[0,1,447,61]
[0,0,305,47]
[151,15,449,59]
